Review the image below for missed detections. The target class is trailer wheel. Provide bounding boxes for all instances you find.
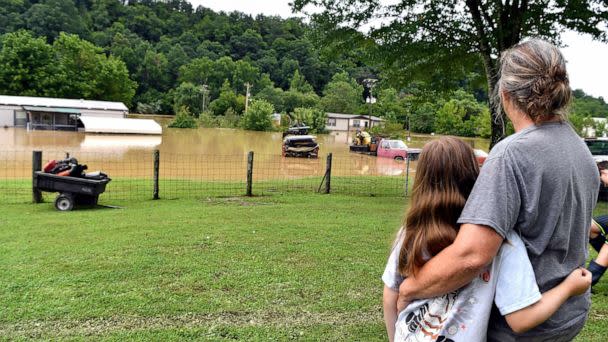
[55,194,74,211]
[394,156,404,162]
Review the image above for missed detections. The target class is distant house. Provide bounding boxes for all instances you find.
[325,113,384,131]
[0,95,161,134]
[584,117,608,138]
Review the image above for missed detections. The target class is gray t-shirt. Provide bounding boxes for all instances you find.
[383,230,541,341]
[457,122,599,338]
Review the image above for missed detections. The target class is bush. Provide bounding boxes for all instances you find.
[197,110,217,127]
[168,106,198,128]
[369,121,404,139]
[241,100,274,131]
[292,107,327,133]
[217,108,241,128]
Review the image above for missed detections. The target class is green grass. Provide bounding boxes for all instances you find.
[0,194,406,340]
[0,194,606,340]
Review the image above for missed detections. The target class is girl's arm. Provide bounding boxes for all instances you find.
[504,268,591,334]
[383,286,399,342]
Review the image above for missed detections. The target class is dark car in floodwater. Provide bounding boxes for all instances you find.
[585,138,608,163]
[282,135,319,158]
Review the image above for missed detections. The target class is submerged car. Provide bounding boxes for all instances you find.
[282,135,319,158]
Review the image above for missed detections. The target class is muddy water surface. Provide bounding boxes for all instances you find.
[0,125,489,180]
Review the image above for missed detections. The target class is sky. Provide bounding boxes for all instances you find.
[191,0,608,100]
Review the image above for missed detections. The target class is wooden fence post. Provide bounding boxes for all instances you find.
[153,149,160,200]
[246,151,254,197]
[32,150,42,203]
[325,153,332,194]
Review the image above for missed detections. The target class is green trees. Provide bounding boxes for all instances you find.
[24,0,87,42]
[375,88,407,124]
[172,82,206,116]
[0,31,135,103]
[293,0,608,147]
[178,56,260,99]
[572,89,608,118]
[0,31,59,97]
[320,72,363,114]
[209,80,241,116]
[435,91,491,138]
[241,100,274,131]
[0,2,370,122]
[95,55,136,105]
[292,107,327,133]
[168,106,198,129]
[2,0,605,138]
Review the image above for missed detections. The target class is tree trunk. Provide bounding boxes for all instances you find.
[465,0,506,149]
[488,88,505,149]
[480,55,504,150]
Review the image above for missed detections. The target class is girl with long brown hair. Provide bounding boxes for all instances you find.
[382,136,590,342]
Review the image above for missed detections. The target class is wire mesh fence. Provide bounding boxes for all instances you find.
[0,150,415,204]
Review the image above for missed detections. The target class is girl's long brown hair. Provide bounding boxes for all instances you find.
[398,137,479,277]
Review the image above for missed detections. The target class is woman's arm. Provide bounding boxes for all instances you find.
[505,268,591,334]
[383,286,399,342]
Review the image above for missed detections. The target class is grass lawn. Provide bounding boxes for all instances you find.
[0,194,606,340]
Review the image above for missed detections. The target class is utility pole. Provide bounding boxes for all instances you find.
[201,84,209,113]
[245,82,251,114]
[363,78,377,129]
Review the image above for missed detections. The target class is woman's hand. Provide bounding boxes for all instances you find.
[563,267,592,296]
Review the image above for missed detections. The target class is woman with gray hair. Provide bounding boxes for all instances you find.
[396,38,599,341]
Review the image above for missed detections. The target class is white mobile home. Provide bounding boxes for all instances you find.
[325,113,384,132]
[0,95,161,134]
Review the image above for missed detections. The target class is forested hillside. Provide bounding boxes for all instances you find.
[0,0,370,113]
[0,0,605,136]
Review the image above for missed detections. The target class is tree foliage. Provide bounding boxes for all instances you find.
[241,99,274,131]
[435,90,491,138]
[293,0,608,146]
[0,1,365,116]
[321,71,363,114]
[209,80,241,116]
[168,106,198,129]
[1,0,605,137]
[572,89,608,118]
[172,82,206,117]
[0,30,135,103]
[292,107,327,133]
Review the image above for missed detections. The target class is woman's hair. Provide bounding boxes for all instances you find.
[398,137,479,277]
[498,38,572,124]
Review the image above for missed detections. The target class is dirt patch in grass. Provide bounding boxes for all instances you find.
[0,310,379,339]
[202,197,275,206]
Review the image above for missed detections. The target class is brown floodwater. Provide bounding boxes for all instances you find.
[0,124,489,180]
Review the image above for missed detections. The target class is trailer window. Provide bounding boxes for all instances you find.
[14,110,26,127]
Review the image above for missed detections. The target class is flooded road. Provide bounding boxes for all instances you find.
[0,125,489,180]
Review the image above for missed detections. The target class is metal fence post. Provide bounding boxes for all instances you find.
[246,151,254,196]
[325,153,332,194]
[153,149,160,200]
[405,155,411,197]
[32,150,42,203]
